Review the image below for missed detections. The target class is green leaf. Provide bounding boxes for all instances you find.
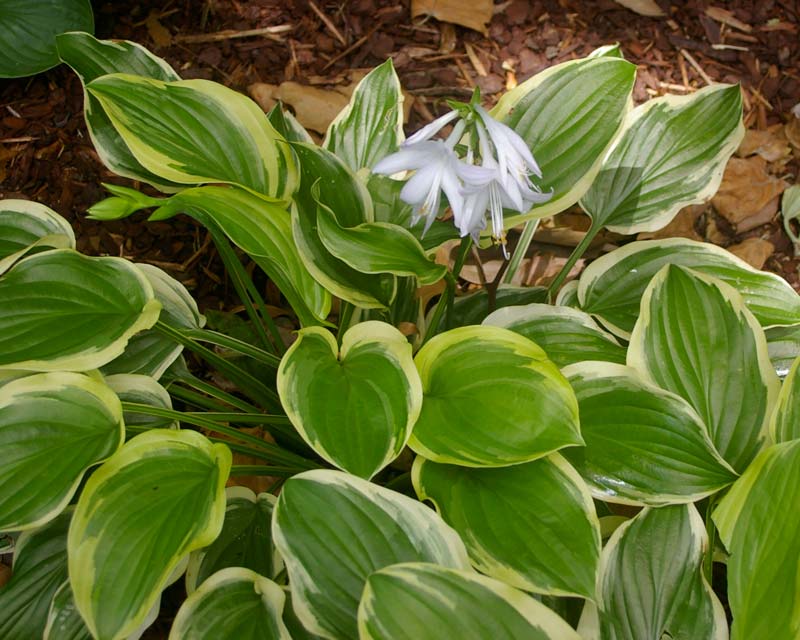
[562,362,737,505]
[555,280,580,308]
[581,83,743,233]
[714,441,800,640]
[316,207,447,285]
[491,55,637,226]
[412,454,600,598]
[765,324,800,378]
[583,505,727,640]
[0,509,71,640]
[104,373,177,430]
[324,59,404,172]
[68,429,231,640]
[0,249,160,371]
[87,73,297,201]
[170,568,291,640]
[185,486,277,594]
[448,285,548,327]
[484,303,625,368]
[278,321,421,479]
[43,582,92,640]
[359,563,581,640]
[770,355,800,443]
[628,265,779,472]
[0,372,124,531]
[272,469,470,639]
[267,103,314,144]
[151,185,330,327]
[56,31,183,192]
[0,1,93,77]
[291,142,394,309]
[410,325,581,466]
[783,184,800,247]
[0,199,75,274]
[578,238,800,338]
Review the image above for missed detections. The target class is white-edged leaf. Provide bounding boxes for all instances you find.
[43,581,91,640]
[104,373,176,430]
[272,469,470,640]
[766,324,800,378]
[770,355,800,443]
[0,199,75,274]
[413,454,600,598]
[628,265,780,471]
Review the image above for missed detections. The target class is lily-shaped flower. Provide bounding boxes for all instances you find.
[373,110,465,233]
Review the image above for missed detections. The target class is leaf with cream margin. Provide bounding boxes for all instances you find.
[766,324,800,379]
[0,372,124,531]
[0,200,75,275]
[68,429,231,640]
[104,373,177,430]
[627,265,779,472]
[483,303,625,368]
[410,325,581,467]
[578,238,800,339]
[169,568,292,640]
[770,355,800,443]
[490,54,636,227]
[272,469,470,640]
[580,83,743,234]
[277,322,421,479]
[714,440,800,640]
[562,362,737,505]
[580,504,727,640]
[0,249,160,372]
[324,59,404,172]
[412,454,600,598]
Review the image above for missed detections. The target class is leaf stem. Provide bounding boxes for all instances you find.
[546,222,600,301]
[183,328,281,368]
[230,465,300,478]
[703,493,720,584]
[169,374,262,414]
[503,219,540,285]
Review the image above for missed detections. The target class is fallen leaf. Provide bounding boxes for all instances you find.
[613,0,665,17]
[0,563,10,588]
[146,11,173,48]
[638,204,705,242]
[786,114,800,151]
[727,237,775,269]
[411,0,493,34]
[738,127,791,163]
[712,156,788,231]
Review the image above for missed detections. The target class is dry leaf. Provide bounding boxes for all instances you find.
[412,0,493,34]
[249,82,348,134]
[146,11,173,47]
[738,127,791,163]
[0,563,10,589]
[786,114,800,151]
[705,6,752,32]
[612,0,665,17]
[712,156,788,231]
[727,237,775,269]
[638,204,706,242]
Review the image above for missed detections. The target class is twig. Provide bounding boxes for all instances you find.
[464,42,487,77]
[174,25,292,44]
[322,25,380,70]
[0,136,36,143]
[308,0,347,46]
[749,86,774,111]
[680,49,714,86]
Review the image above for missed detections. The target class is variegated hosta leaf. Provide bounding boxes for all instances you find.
[43,582,91,640]
[316,208,446,285]
[0,0,93,77]
[68,430,231,640]
[448,285,548,327]
[555,280,581,308]
[562,363,737,505]
[170,568,291,640]
[87,73,297,201]
[412,454,600,598]
[770,355,800,442]
[0,373,124,531]
[272,470,470,640]
[582,504,727,640]
[628,265,780,472]
[291,142,395,309]
[580,83,743,234]
[491,55,636,226]
[104,373,177,430]
[483,303,626,368]
[101,261,202,379]
[56,31,184,192]
[0,199,75,274]
[766,324,800,378]
[268,104,314,144]
[0,249,160,372]
[410,325,581,467]
[359,563,581,640]
[278,322,421,479]
[578,238,800,339]
[150,185,330,327]
[0,509,71,640]
[185,487,277,594]
[714,441,800,639]
[324,59,404,172]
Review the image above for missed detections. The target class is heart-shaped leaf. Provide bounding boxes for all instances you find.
[413,454,600,598]
[410,325,581,466]
[278,321,421,479]
[272,470,470,640]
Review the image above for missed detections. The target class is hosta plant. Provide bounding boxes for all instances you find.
[2,30,800,640]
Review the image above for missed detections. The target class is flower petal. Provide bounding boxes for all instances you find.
[404,110,459,145]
